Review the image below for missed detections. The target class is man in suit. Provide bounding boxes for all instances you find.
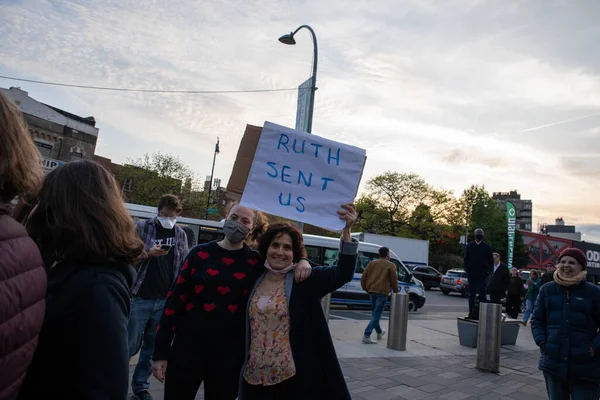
[464,228,494,320]
[486,252,510,304]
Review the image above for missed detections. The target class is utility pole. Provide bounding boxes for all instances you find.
[204,137,219,219]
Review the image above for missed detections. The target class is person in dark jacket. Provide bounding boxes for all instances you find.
[239,204,358,400]
[505,267,525,319]
[541,261,556,285]
[531,248,600,399]
[0,91,46,400]
[464,228,494,319]
[486,252,510,304]
[17,160,144,400]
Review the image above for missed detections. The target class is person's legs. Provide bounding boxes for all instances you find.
[129,298,155,394]
[477,280,487,305]
[570,379,600,400]
[523,299,534,323]
[372,294,387,335]
[203,356,244,400]
[489,292,502,304]
[506,296,519,319]
[364,294,382,338]
[164,339,204,400]
[467,281,478,317]
[543,371,570,400]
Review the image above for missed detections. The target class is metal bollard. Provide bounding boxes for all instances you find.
[387,292,409,351]
[321,293,331,321]
[476,302,502,372]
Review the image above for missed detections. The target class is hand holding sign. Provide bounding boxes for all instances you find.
[240,122,366,231]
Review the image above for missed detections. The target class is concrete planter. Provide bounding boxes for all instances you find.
[457,318,520,348]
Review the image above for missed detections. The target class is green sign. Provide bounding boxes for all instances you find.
[506,201,516,268]
[208,208,219,215]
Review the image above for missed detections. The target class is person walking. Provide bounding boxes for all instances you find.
[18,160,144,399]
[128,194,189,400]
[505,267,525,319]
[464,228,494,320]
[531,248,600,399]
[541,262,556,285]
[151,204,312,400]
[486,252,510,304]
[360,247,399,344]
[239,204,358,400]
[522,270,541,326]
[0,91,46,400]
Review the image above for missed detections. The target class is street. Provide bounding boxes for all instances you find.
[331,288,469,321]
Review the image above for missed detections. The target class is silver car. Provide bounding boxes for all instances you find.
[440,269,469,297]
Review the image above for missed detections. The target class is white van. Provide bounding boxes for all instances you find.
[303,234,426,312]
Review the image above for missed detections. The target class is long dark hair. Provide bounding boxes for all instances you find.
[257,222,307,263]
[25,160,144,267]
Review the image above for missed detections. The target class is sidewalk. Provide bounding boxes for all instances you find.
[128,318,547,399]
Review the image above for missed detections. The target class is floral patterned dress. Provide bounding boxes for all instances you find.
[243,279,296,385]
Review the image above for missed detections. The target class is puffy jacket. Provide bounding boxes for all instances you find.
[531,280,600,383]
[0,204,46,400]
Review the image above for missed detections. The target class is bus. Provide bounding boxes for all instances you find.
[124,203,225,248]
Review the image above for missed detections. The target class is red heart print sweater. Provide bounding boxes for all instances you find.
[153,241,262,361]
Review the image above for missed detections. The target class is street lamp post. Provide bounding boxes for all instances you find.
[279,25,318,233]
[204,137,220,220]
[279,25,318,134]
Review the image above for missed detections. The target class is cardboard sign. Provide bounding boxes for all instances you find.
[240,121,366,231]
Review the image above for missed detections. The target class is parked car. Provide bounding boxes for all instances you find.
[440,269,469,297]
[407,264,443,290]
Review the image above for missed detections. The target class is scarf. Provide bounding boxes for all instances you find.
[554,269,587,287]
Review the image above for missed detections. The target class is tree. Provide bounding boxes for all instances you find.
[119,152,198,209]
[364,172,429,234]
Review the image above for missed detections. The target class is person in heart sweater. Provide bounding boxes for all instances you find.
[152,204,312,400]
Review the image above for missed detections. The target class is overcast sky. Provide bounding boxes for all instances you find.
[1,0,599,240]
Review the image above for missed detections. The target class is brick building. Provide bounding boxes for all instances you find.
[1,87,99,173]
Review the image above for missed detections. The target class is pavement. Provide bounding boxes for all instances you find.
[128,313,548,399]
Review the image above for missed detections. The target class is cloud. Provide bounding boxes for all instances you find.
[1,0,600,236]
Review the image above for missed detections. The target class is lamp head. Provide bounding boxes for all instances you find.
[278,32,296,45]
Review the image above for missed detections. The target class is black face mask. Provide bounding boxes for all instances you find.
[475,235,484,242]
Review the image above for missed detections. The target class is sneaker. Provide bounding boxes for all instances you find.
[134,391,153,400]
[362,336,377,344]
[377,330,387,340]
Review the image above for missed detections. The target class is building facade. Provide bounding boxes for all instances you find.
[540,217,582,241]
[492,190,533,231]
[1,87,99,173]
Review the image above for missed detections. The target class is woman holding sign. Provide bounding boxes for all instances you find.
[152,203,312,400]
[239,203,358,400]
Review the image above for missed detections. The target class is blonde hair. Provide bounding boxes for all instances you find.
[0,91,42,203]
[226,201,269,246]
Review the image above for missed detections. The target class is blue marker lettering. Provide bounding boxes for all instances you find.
[292,139,305,154]
[267,162,278,178]
[277,134,290,153]
[278,192,291,206]
[310,143,323,158]
[327,147,341,166]
[281,165,292,184]
[297,171,313,187]
[296,197,306,213]
[321,177,334,190]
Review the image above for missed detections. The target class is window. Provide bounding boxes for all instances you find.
[34,141,52,158]
[390,259,409,282]
[323,248,339,268]
[70,151,83,162]
[305,245,321,266]
[123,177,133,192]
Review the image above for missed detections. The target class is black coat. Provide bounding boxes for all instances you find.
[239,240,358,400]
[464,241,493,282]
[486,263,510,296]
[18,261,135,400]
